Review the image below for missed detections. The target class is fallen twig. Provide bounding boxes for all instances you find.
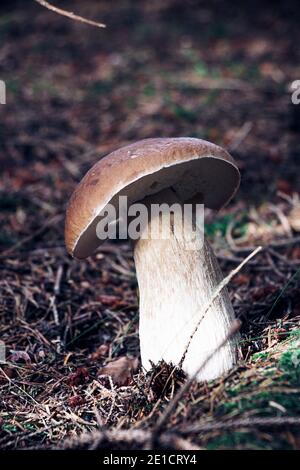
[58,428,201,450]
[229,236,300,253]
[34,0,106,28]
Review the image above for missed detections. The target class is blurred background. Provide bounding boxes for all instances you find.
[1,0,300,203]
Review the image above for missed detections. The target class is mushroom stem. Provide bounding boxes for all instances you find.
[133,189,238,381]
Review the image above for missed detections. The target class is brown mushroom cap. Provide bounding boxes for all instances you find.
[65,137,240,259]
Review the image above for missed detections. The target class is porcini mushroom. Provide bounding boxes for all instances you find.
[65,138,240,381]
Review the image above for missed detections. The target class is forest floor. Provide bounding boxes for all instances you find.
[1,0,300,450]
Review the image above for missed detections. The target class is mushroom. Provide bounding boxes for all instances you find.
[65,138,240,381]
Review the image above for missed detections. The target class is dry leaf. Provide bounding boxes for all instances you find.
[67,367,90,386]
[98,356,139,387]
[98,294,120,306]
[90,344,109,361]
[291,246,300,260]
[97,294,128,308]
[277,179,293,195]
[10,350,31,364]
[68,395,85,408]
[232,274,250,286]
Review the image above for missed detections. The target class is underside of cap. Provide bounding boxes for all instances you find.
[65,137,240,259]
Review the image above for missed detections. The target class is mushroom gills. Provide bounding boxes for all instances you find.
[133,189,238,381]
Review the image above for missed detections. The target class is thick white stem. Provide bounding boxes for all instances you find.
[133,190,238,381]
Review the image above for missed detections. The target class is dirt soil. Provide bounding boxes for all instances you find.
[1,0,300,450]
